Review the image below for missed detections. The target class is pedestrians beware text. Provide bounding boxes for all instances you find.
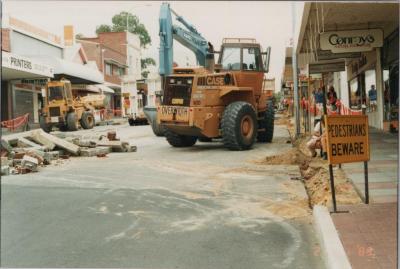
[325,115,370,164]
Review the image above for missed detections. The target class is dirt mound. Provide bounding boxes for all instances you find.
[259,132,362,207]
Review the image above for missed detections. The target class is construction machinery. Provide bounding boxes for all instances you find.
[158,37,273,150]
[39,78,107,132]
[144,2,214,136]
[153,3,274,150]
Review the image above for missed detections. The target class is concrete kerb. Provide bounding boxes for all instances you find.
[313,205,352,269]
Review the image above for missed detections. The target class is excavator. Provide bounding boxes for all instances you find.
[147,3,274,150]
[144,2,214,136]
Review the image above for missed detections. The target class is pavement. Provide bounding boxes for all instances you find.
[1,122,324,268]
[306,121,398,269]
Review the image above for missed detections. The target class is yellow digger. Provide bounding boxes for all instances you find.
[39,78,107,132]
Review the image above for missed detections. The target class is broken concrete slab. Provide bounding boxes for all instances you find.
[1,139,14,153]
[21,155,39,172]
[33,130,80,155]
[80,147,111,157]
[1,165,10,176]
[30,130,56,150]
[17,137,45,149]
[96,140,125,152]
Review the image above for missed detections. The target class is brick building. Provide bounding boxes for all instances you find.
[78,31,142,116]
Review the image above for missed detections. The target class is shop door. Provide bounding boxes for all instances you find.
[1,81,9,121]
[14,90,34,123]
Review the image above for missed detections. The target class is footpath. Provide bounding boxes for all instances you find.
[330,128,397,269]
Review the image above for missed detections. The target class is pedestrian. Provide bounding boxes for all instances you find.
[327,86,338,112]
[368,84,377,112]
[313,87,324,114]
[307,117,324,157]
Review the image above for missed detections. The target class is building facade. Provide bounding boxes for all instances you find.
[79,31,142,117]
[296,2,399,132]
[1,16,103,127]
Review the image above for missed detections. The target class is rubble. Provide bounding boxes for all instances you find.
[1,128,137,175]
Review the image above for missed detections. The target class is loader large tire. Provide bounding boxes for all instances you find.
[221,101,257,151]
[80,111,95,129]
[164,129,197,147]
[67,112,78,131]
[151,119,165,137]
[257,100,275,142]
[39,116,52,133]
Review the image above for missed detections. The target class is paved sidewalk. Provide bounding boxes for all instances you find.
[331,203,397,269]
[340,127,397,203]
[331,128,398,269]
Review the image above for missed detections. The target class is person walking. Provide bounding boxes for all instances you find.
[313,87,324,115]
[368,84,377,112]
[327,86,338,112]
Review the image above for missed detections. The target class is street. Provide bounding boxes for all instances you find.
[1,122,324,268]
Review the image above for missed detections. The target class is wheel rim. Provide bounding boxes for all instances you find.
[87,115,94,126]
[241,115,254,139]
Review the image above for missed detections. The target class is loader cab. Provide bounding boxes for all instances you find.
[44,79,74,106]
[218,38,271,96]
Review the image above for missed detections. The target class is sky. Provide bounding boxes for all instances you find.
[3,1,304,90]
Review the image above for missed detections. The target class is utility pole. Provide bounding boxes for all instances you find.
[292,2,301,137]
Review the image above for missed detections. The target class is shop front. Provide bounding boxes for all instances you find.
[381,28,399,132]
[1,52,54,124]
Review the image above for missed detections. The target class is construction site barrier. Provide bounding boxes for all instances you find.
[1,113,30,131]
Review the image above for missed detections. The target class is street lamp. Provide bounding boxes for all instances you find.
[126,3,152,32]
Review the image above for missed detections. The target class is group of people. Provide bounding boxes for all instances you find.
[312,86,338,114]
[307,85,338,159]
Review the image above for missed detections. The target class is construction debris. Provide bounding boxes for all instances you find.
[1,128,137,175]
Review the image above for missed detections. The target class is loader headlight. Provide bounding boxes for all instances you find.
[187,79,192,84]
[170,78,175,84]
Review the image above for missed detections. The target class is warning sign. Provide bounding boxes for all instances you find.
[325,115,370,164]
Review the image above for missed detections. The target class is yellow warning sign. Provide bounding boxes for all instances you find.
[325,115,370,165]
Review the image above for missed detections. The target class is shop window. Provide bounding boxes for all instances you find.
[105,64,112,76]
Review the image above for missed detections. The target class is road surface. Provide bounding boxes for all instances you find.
[1,122,324,268]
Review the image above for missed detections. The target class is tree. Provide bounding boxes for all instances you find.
[96,12,151,48]
[141,58,156,70]
[75,33,85,39]
[95,24,112,34]
[141,70,150,79]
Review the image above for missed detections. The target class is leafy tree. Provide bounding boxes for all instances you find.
[141,58,156,69]
[141,70,150,79]
[96,12,151,48]
[95,24,112,34]
[75,33,85,39]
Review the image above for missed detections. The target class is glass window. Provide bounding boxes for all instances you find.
[105,64,112,76]
[48,86,64,101]
[243,47,261,71]
[221,47,241,70]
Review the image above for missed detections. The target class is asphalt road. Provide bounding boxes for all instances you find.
[1,122,324,268]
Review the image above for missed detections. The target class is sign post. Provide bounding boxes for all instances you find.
[325,115,370,212]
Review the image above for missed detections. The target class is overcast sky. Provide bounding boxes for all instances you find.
[3,1,304,90]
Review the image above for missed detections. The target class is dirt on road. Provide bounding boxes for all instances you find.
[260,114,362,207]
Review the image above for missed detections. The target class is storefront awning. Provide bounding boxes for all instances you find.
[28,55,104,84]
[96,84,115,94]
[2,52,54,80]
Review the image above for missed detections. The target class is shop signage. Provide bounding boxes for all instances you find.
[2,52,54,78]
[308,61,345,74]
[317,50,361,60]
[320,29,383,53]
[325,115,370,164]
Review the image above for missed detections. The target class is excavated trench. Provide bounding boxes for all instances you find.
[264,114,362,208]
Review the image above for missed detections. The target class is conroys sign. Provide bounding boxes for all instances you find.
[320,29,383,53]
